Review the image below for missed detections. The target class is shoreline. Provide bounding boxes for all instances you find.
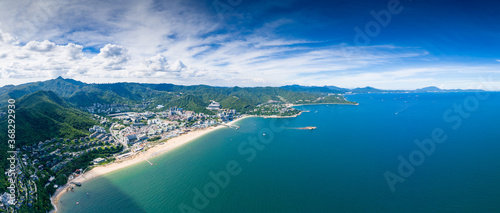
[292,102,359,107]
[260,110,304,118]
[259,102,359,119]
[50,115,251,212]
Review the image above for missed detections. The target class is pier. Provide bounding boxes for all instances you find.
[223,124,240,129]
[288,126,317,130]
[70,182,82,187]
[297,126,316,130]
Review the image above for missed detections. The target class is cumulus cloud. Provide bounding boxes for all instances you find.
[96,44,130,69]
[24,40,56,52]
[0,29,18,45]
[0,34,205,81]
[143,55,190,74]
[170,60,186,72]
[145,54,168,71]
[65,43,83,60]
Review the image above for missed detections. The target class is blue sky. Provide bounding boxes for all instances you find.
[0,0,499,90]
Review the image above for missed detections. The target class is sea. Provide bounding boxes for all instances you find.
[57,92,500,213]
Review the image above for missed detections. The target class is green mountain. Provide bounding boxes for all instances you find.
[0,77,129,108]
[0,77,356,113]
[0,91,97,196]
[0,90,97,147]
[281,85,347,94]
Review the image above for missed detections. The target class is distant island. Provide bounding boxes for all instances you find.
[283,85,485,94]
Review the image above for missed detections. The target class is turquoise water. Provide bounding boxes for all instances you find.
[58,93,500,212]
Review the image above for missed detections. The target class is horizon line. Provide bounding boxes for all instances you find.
[0,76,498,92]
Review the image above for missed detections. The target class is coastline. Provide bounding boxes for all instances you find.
[260,102,359,119]
[260,110,304,118]
[50,115,251,212]
[292,102,359,107]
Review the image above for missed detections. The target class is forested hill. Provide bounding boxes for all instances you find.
[0,77,356,113]
[0,90,97,147]
[0,91,97,198]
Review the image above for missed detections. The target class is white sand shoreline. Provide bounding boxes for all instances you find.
[50,116,251,212]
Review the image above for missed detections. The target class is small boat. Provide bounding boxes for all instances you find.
[87,193,89,196]
[76,202,79,205]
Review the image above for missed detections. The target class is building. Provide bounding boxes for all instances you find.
[97,134,106,140]
[206,101,221,110]
[126,133,138,144]
[93,158,106,164]
[137,134,148,141]
[217,109,236,121]
[90,132,99,138]
[116,152,134,159]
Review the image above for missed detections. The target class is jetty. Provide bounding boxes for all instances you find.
[296,126,317,130]
[145,158,154,166]
[70,182,82,187]
[223,124,240,130]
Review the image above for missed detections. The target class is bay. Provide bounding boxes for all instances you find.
[58,92,500,212]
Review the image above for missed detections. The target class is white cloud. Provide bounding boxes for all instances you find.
[65,43,83,60]
[96,44,130,69]
[0,0,498,89]
[145,54,169,72]
[0,29,18,45]
[24,40,56,52]
[170,60,186,72]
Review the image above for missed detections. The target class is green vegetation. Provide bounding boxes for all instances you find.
[0,77,356,113]
[1,91,98,147]
[0,91,101,212]
[148,136,162,142]
[301,94,357,105]
[252,104,302,116]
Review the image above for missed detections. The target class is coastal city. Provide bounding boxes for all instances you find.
[0,101,299,212]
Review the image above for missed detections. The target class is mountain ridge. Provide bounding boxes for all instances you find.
[0,78,355,112]
[0,90,98,146]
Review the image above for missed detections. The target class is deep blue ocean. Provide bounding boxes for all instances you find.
[58,92,500,212]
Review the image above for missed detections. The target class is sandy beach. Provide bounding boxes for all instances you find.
[50,116,251,212]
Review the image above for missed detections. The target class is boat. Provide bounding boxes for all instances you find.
[76,202,79,205]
